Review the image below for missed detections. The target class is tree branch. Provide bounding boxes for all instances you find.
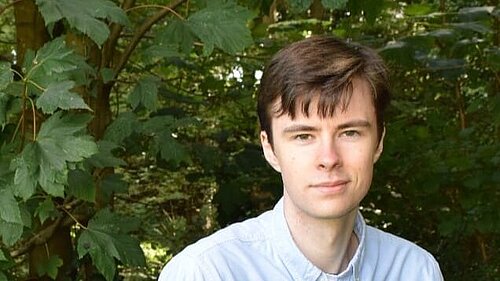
[111,0,187,85]
[101,0,136,70]
[10,200,89,258]
[0,0,22,17]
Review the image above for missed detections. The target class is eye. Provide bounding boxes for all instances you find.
[341,130,360,138]
[294,134,313,141]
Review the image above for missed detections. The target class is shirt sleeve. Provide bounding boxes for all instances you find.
[423,254,445,281]
[158,253,212,281]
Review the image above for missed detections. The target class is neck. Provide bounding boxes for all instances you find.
[284,200,359,274]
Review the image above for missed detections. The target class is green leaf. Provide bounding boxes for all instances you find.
[38,163,66,197]
[67,169,95,202]
[87,140,126,168]
[187,1,254,55]
[458,6,495,22]
[35,113,97,196]
[154,132,190,166]
[451,22,491,34]
[0,189,22,224]
[288,0,313,13]
[36,0,129,45]
[100,68,115,83]
[35,255,63,280]
[0,221,23,246]
[156,19,195,54]
[89,208,140,234]
[36,81,91,114]
[128,75,160,111]
[77,229,117,281]
[143,44,182,63]
[77,210,146,281]
[23,37,92,92]
[0,249,6,261]
[485,47,500,71]
[141,116,175,135]
[11,143,39,200]
[0,92,11,127]
[103,112,140,144]
[101,173,128,200]
[360,0,384,24]
[0,62,12,90]
[24,38,76,82]
[321,0,348,10]
[404,4,434,16]
[35,198,57,224]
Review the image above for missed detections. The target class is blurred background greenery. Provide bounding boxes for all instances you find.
[0,0,498,280]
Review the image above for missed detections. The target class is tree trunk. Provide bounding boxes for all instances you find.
[13,2,74,280]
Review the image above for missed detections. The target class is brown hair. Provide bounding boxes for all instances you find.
[257,35,390,145]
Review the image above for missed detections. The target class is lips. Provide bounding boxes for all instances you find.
[310,180,349,194]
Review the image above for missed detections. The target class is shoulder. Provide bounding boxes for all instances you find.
[158,210,274,280]
[184,209,273,256]
[363,226,443,280]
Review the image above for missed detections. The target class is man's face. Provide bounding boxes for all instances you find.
[260,79,384,220]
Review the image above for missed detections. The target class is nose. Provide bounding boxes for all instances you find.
[317,138,341,171]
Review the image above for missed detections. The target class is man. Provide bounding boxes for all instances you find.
[159,36,443,280]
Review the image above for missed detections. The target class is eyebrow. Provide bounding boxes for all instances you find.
[282,119,372,135]
[282,125,318,134]
[336,119,372,130]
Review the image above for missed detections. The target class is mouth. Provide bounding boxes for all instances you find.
[310,180,349,194]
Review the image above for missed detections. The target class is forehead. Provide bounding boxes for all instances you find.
[270,78,375,121]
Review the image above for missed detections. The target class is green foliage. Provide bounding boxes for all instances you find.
[128,76,161,111]
[36,0,129,45]
[0,0,498,280]
[322,0,349,10]
[36,255,63,279]
[77,209,145,281]
[36,81,91,114]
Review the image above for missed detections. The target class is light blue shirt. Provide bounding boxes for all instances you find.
[159,198,444,280]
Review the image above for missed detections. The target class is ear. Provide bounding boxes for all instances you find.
[373,127,385,163]
[260,131,281,173]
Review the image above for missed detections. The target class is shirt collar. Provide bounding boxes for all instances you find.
[271,198,367,281]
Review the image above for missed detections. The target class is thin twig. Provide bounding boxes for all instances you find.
[111,0,187,83]
[126,4,185,20]
[27,97,36,140]
[61,207,87,230]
